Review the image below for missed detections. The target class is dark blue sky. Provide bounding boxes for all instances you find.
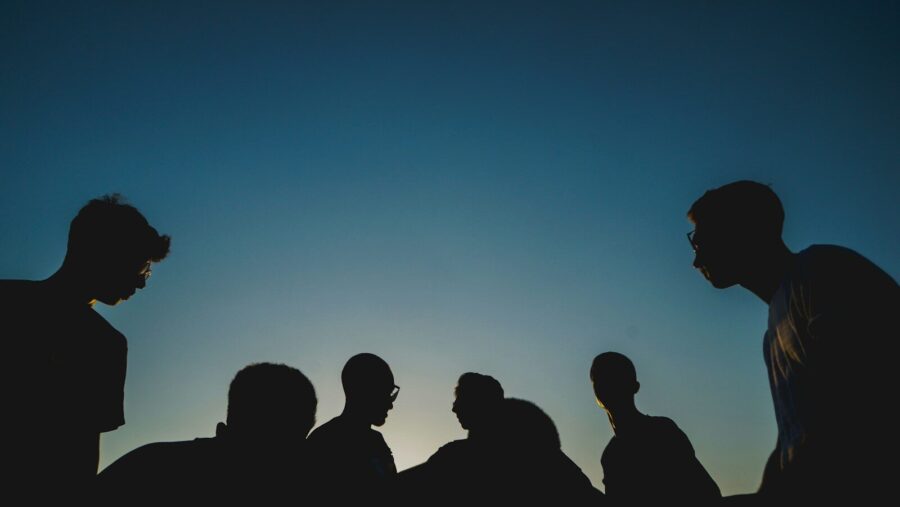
[2,1,898,494]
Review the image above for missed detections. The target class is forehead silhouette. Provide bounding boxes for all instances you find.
[342,353,392,394]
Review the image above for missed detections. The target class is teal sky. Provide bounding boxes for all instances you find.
[2,1,898,494]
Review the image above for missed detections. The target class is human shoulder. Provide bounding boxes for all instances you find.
[429,439,469,463]
[0,279,39,293]
[306,416,349,451]
[639,416,695,453]
[101,439,202,477]
[309,416,343,436]
[644,415,681,433]
[84,305,128,351]
[794,244,891,281]
[792,244,898,302]
[0,279,40,307]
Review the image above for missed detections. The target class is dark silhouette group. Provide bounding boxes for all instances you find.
[1,180,897,505]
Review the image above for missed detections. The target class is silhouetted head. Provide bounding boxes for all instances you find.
[496,398,561,453]
[342,353,397,427]
[590,352,639,412]
[221,362,317,451]
[63,194,170,305]
[452,372,504,433]
[687,180,784,288]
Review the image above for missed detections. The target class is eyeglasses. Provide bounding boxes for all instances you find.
[390,385,400,402]
[686,230,698,252]
[138,262,152,281]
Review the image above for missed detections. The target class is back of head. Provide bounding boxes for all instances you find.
[226,363,317,444]
[687,180,784,242]
[497,398,561,452]
[590,352,638,408]
[66,194,171,267]
[454,372,505,433]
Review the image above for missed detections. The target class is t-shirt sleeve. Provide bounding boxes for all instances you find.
[96,333,127,432]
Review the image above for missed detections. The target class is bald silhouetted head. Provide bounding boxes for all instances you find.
[590,352,640,412]
[342,353,397,427]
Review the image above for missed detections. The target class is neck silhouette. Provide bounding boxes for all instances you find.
[605,399,644,437]
[738,241,794,304]
[341,402,374,429]
[43,264,97,306]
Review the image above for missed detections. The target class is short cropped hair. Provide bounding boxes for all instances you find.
[687,180,784,240]
[227,362,317,431]
[590,351,637,386]
[342,353,392,395]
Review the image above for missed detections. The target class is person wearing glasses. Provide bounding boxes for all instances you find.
[0,194,170,502]
[687,180,899,504]
[306,353,399,503]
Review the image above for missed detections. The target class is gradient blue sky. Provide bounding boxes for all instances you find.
[2,1,898,495]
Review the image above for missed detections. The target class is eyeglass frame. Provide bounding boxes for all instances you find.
[687,230,698,252]
[138,261,153,281]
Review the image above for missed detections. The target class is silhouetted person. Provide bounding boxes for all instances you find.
[0,194,170,501]
[688,180,900,503]
[590,352,720,505]
[97,363,317,503]
[306,353,399,503]
[400,372,505,500]
[488,398,604,505]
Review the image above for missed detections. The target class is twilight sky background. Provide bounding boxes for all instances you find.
[2,1,898,494]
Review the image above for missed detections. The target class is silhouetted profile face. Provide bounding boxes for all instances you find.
[687,181,785,289]
[590,352,639,412]
[687,224,749,289]
[451,372,504,432]
[342,353,397,427]
[92,257,154,305]
[65,194,170,305]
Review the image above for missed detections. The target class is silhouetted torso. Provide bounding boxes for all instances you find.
[601,415,720,505]
[762,245,899,501]
[306,415,397,502]
[401,439,484,503]
[97,437,308,504]
[487,444,603,505]
[1,279,127,500]
[403,437,603,505]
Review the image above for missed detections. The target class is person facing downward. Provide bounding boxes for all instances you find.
[590,352,720,505]
[306,353,399,503]
[0,194,170,502]
[97,362,318,503]
[489,398,605,505]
